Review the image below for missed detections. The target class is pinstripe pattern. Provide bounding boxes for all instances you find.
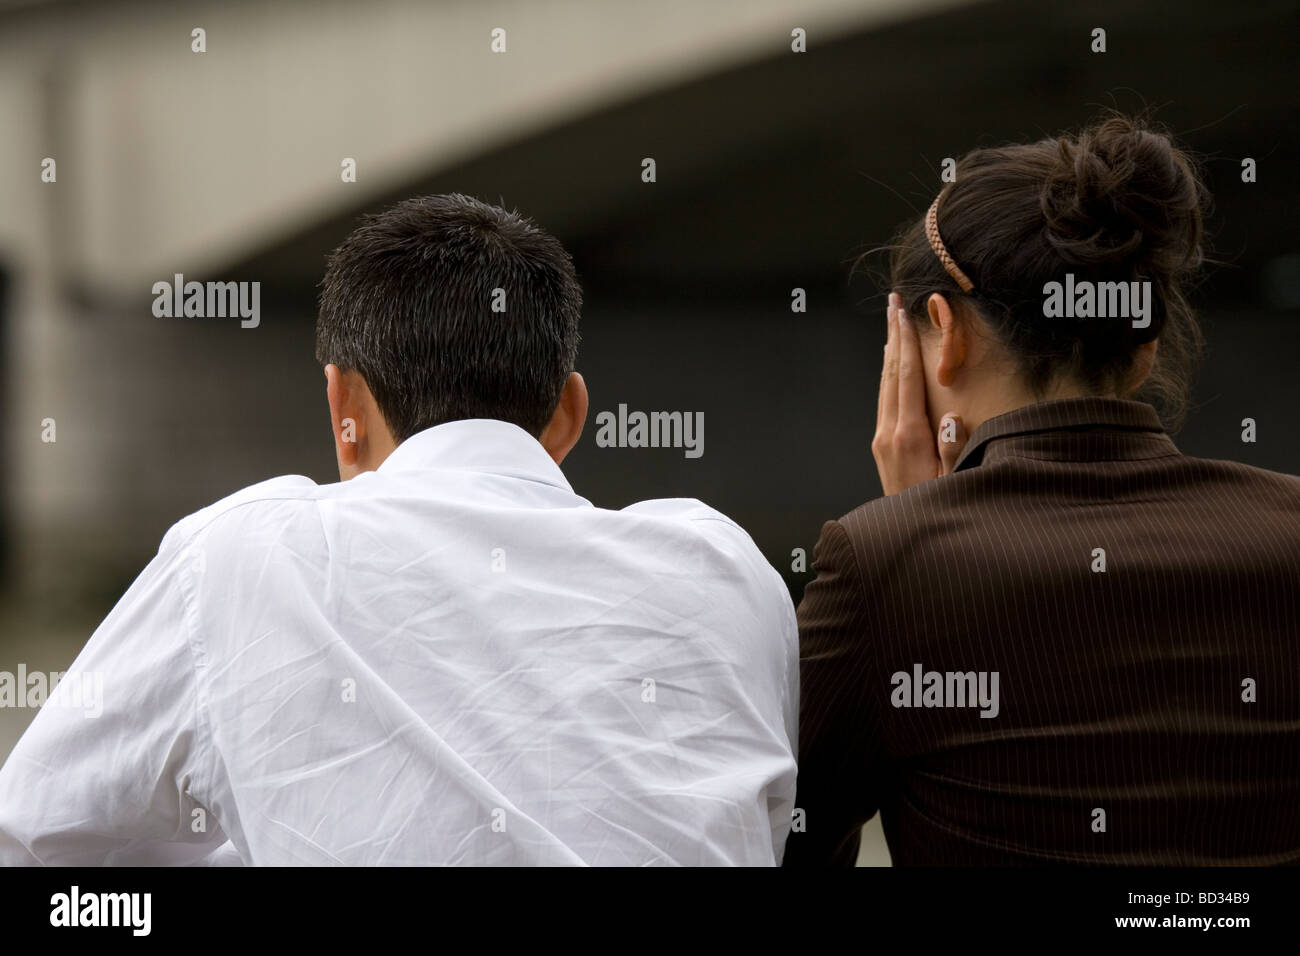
[784,398,1300,866]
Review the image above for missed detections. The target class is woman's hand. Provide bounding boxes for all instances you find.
[872,292,967,495]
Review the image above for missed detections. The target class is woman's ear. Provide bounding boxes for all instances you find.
[927,293,968,387]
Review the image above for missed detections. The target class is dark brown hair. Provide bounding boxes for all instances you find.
[889,114,1208,428]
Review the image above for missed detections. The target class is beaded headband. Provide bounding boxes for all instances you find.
[925,195,974,293]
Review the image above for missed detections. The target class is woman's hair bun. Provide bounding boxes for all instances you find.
[888,113,1208,429]
[1039,115,1204,273]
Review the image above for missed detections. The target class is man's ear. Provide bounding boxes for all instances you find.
[325,364,361,477]
[927,293,968,388]
[539,372,588,465]
[325,364,398,479]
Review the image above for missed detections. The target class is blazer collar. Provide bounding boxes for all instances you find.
[953,397,1179,471]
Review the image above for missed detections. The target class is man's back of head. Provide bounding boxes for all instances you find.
[314,193,588,477]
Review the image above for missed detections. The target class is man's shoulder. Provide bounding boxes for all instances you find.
[620,496,790,592]
[618,496,769,558]
[619,496,743,529]
[161,474,323,553]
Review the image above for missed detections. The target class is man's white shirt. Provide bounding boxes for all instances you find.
[0,419,797,865]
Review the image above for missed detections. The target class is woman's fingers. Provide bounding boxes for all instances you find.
[878,293,900,430]
[896,301,927,430]
[874,294,961,494]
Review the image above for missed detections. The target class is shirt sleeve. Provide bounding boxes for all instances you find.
[783,518,884,867]
[769,577,800,865]
[0,528,230,865]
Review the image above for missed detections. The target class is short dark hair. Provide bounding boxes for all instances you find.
[889,113,1207,429]
[316,193,582,441]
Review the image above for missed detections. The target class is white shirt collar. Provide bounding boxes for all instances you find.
[378,418,574,492]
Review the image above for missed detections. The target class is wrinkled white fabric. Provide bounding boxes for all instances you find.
[0,419,797,866]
